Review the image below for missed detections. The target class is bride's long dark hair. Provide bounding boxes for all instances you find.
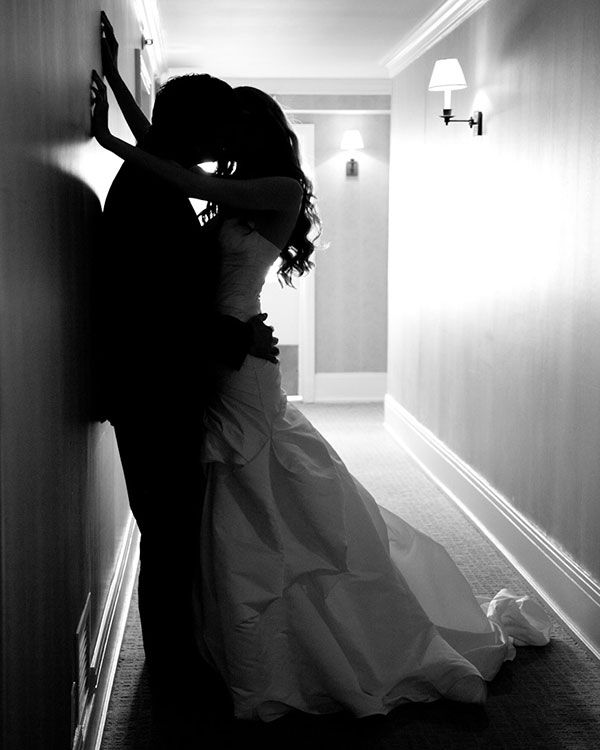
[213,86,321,286]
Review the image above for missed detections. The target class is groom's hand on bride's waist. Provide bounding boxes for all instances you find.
[212,313,279,368]
[246,313,279,364]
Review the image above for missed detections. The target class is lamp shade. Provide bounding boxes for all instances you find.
[428,58,467,91]
[340,129,364,151]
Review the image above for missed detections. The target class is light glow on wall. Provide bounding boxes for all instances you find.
[48,140,125,204]
[394,134,563,312]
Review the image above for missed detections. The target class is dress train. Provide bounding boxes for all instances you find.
[193,356,549,721]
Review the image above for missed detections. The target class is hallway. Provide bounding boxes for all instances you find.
[101,404,600,750]
[2,1,600,748]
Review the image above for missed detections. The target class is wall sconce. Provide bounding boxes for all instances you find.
[428,58,483,136]
[340,129,364,176]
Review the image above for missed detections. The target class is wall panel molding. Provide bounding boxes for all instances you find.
[137,0,168,76]
[381,0,493,76]
[83,516,140,750]
[314,372,387,402]
[384,394,600,660]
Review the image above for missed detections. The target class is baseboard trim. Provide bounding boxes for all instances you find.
[84,514,140,750]
[314,372,387,402]
[384,394,600,659]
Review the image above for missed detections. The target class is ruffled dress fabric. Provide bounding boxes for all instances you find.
[194,219,549,721]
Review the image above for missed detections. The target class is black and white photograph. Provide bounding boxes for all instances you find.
[1,1,600,748]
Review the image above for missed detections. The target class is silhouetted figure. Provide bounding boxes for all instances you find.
[93,17,276,742]
[91,12,549,744]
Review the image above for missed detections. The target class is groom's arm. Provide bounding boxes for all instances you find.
[213,314,279,369]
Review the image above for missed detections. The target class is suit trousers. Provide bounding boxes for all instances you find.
[114,412,230,713]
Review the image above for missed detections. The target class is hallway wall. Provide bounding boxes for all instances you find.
[0,2,141,747]
[234,89,391,380]
[387,0,600,583]
[296,108,389,374]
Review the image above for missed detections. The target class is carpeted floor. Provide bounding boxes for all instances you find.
[101,403,600,749]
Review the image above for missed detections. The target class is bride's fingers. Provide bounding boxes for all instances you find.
[101,10,114,35]
[100,13,117,46]
[91,69,107,92]
[90,73,107,109]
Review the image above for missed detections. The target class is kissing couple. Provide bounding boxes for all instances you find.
[91,11,549,745]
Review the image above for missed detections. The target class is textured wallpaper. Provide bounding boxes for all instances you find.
[387,0,600,582]
[287,106,390,373]
[0,2,137,745]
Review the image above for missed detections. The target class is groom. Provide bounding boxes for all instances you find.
[94,65,277,737]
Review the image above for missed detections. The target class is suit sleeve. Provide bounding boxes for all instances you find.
[211,314,251,370]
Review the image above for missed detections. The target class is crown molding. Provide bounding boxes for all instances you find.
[380,0,493,77]
[167,72,392,96]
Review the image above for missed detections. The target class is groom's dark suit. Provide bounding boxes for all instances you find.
[95,159,248,713]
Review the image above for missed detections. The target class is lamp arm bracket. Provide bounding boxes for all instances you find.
[439,110,483,136]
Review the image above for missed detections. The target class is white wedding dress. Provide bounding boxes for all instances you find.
[194,218,550,721]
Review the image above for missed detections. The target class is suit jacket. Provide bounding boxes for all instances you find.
[93,162,247,423]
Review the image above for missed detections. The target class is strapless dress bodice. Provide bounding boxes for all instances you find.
[215,218,281,320]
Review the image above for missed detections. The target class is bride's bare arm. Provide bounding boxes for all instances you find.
[106,137,300,210]
[100,11,151,143]
[91,71,302,213]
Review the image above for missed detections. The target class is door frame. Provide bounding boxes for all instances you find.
[294,123,316,402]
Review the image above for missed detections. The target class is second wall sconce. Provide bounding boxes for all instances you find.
[340,129,364,176]
[428,58,483,135]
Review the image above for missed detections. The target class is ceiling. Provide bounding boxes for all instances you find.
[157,0,444,80]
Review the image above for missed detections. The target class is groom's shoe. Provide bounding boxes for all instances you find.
[151,675,236,747]
[151,699,234,749]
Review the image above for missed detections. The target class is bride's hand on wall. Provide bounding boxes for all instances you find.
[90,70,111,145]
[97,11,151,144]
[100,11,119,79]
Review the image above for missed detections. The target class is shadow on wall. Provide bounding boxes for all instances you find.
[2,149,102,419]
[499,0,563,59]
[1,3,143,747]
[495,0,600,97]
[1,137,128,749]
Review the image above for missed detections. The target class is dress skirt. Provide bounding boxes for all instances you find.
[194,356,548,721]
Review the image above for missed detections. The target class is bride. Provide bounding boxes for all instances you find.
[91,50,549,722]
